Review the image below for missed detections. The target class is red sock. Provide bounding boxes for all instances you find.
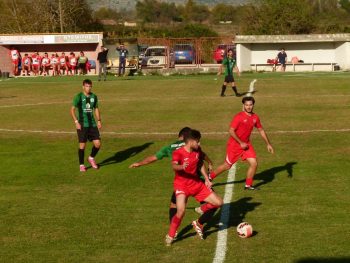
[210,171,217,180]
[168,215,182,238]
[246,178,253,186]
[200,203,219,213]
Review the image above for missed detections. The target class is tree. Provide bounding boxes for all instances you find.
[240,0,315,35]
[211,3,238,24]
[183,0,210,23]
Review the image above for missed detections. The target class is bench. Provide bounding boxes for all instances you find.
[250,62,338,72]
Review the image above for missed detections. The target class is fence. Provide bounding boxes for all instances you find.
[137,37,235,69]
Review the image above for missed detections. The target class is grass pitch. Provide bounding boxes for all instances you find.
[0,72,350,263]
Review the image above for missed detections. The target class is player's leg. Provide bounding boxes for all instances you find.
[88,137,101,169]
[244,157,258,190]
[169,192,177,223]
[77,127,88,171]
[231,80,239,96]
[166,193,186,245]
[103,63,107,81]
[209,162,230,180]
[221,80,228,97]
[98,62,102,81]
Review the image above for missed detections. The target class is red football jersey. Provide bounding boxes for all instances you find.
[172,146,204,184]
[228,111,262,145]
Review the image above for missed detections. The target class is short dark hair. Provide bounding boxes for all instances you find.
[184,129,201,142]
[242,96,255,104]
[178,127,191,138]
[83,79,92,86]
[227,49,233,53]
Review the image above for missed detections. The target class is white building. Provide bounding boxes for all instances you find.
[235,34,350,72]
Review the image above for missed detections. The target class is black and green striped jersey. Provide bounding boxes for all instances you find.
[72,92,99,128]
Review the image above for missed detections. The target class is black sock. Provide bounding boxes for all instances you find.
[232,86,238,95]
[198,208,218,225]
[221,85,226,96]
[90,146,100,158]
[169,208,177,223]
[78,149,84,165]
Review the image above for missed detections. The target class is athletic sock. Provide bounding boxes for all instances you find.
[246,178,253,187]
[232,86,238,95]
[168,215,182,238]
[198,207,218,225]
[221,85,226,96]
[90,146,100,158]
[200,203,219,214]
[169,208,177,223]
[78,149,84,165]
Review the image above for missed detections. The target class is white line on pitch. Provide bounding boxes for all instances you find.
[213,164,236,263]
[0,128,350,135]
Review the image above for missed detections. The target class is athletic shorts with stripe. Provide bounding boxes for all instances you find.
[225,142,256,166]
[174,180,213,202]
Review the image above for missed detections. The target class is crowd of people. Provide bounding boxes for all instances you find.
[10,47,92,77]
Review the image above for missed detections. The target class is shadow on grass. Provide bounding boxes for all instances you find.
[213,161,297,189]
[175,197,261,242]
[295,258,350,263]
[98,142,153,167]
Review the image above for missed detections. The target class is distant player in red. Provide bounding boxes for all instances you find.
[68,52,77,75]
[209,96,274,190]
[41,53,51,76]
[51,53,60,76]
[21,54,32,76]
[59,52,68,75]
[165,129,223,246]
[31,52,41,76]
[10,47,20,76]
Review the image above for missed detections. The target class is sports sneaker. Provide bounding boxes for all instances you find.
[244,185,260,190]
[194,207,204,215]
[173,231,178,240]
[192,220,204,240]
[88,157,99,169]
[165,234,174,246]
[80,165,87,172]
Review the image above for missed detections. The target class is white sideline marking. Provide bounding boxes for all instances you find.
[213,164,236,263]
[0,128,350,135]
[0,102,69,108]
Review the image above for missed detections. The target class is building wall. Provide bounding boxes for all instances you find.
[335,42,350,70]
[0,45,12,74]
[250,42,336,64]
[236,43,251,71]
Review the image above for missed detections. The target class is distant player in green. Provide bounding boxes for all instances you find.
[70,79,102,172]
[218,49,241,97]
[129,127,214,225]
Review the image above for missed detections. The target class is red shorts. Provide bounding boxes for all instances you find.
[225,142,256,166]
[69,65,76,70]
[174,179,213,202]
[32,65,40,70]
[12,59,19,65]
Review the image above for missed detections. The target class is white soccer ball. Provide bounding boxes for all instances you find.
[237,222,253,238]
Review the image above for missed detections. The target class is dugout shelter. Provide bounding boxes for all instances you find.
[0,33,103,76]
[235,34,350,72]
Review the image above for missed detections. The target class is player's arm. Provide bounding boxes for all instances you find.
[200,164,212,188]
[229,127,248,150]
[70,106,81,130]
[257,128,274,154]
[234,65,241,77]
[202,151,213,172]
[94,108,102,129]
[129,155,158,168]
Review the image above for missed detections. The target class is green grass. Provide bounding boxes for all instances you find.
[0,73,350,263]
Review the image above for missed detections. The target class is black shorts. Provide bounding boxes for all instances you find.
[78,63,86,70]
[77,126,100,143]
[224,75,234,83]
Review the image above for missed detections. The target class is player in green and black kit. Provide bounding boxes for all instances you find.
[70,79,102,172]
[129,127,214,225]
[218,48,241,97]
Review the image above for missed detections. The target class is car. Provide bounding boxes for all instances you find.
[141,46,175,68]
[213,44,236,64]
[174,44,196,64]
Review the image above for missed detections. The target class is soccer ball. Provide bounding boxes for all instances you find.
[237,222,253,238]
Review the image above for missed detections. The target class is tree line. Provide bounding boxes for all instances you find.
[1,0,350,36]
